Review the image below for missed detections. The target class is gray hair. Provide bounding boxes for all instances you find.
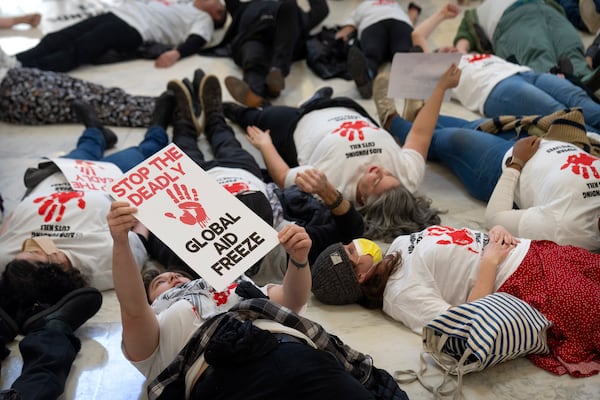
[357,185,442,242]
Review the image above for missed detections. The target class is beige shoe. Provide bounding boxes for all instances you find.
[372,72,397,131]
[401,98,426,123]
[581,0,600,34]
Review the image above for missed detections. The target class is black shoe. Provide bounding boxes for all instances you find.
[299,86,333,109]
[0,389,22,400]
[550,54,574,77]
[151,90,175,129]
[265,67,285,98]
[0,306,17,346]
[586,67,600,93]
[347,46,373,99]
[71,100,118,149]
[200,74,223,119]
[22,287,102,335]
[167,79,202,135]
[223,101,246,125]
[182,78,201,117]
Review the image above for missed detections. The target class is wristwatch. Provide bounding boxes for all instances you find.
[505,156,525,168]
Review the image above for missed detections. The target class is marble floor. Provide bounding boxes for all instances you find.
[1,0,599,399]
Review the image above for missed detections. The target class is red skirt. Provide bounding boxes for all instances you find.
[498,241,600,377]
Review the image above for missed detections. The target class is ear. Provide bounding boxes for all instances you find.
[357,272,367,284]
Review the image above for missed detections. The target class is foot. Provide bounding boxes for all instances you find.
[22,287,102,335]
[0,306,18,345]
[299,86,333,109]
[402,98,425,123]
[182,68,205,117]
[265,67,285,98]
[581,0,600,34]
[167,79,203,136]
[347,46,373,99]
[223,101,247,125]
[151,90,175,129]
[224,76,267,108]
[71,100,118,149]
[372,72,397,131]
[200,74,223,119]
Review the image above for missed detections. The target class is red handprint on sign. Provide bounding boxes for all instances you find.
[560,152,600,179]
[332,120,374,141]
[164,183,210,228]
[223,182,249,194]
[33,191,86,222]
[74,160,103,176]
[426,226,479,254]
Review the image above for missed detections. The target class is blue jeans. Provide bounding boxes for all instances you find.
[389,116,519,201]
[484,72,600,133]
[63,125,168,172]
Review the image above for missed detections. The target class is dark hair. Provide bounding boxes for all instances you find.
[358,186,442,242]
[142,267,194,303]
[357,252,402,309]
[0,259,88,326]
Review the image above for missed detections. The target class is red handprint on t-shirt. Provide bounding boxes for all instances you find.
[212,282,239,306]
[560,152,600,179]
[74,160,103,176]
[223,182,249,194]
[331,120,374,141]
[33,191,86,222]
[427,226,479,254]
[164,183,210,228]
[466,54,491,63]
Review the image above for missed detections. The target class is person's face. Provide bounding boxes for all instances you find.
[356,166,401,205]
[194,0,226,22]
[343,242,376,283]
[148,272,191,302]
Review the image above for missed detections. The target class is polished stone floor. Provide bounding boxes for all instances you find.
[1,0,599,399]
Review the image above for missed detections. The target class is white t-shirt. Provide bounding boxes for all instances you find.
[0,172,147,290]
[475,0,515,40]
[112,0,214,44]
[343,0,412,36]
[128,276,271,383]
[208,167,267,197]
[286,107,425,203]
[493,140,600,251]
[452,54,531,113]
[382,225,529,334]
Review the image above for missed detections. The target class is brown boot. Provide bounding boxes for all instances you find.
[224,76,266,108]
[265,67,285,98]
[167,79,203,135]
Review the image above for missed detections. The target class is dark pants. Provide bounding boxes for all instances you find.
[360,19,413,74]
[9,327,79,400]
[233,0,306,96]
[191,342,374,399]
[16,13,143,72]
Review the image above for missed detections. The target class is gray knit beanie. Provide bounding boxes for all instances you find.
[311,243,363,305]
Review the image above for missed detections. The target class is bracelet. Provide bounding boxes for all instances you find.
[505,156,525,168]
[326,190,344,210]
[289,257,309,269]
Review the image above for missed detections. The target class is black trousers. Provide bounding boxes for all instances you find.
[16,12,143,72]
[360,19,413,75]
[191,341,374,400]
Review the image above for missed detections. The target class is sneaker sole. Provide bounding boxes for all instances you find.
[167,80,203,135]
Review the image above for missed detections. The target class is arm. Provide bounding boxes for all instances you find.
[335,25,357,42]
[411,3,461,52]
[155,34,207,68]
[246,125,290,188]
[485,137,541,233]
[467,232,514,302]
[107,201,160,361]
[0,13,41,29]
[267,224,312,313]
[402,64,461,159]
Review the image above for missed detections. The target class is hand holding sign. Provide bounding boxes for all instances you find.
[279,224,311,267]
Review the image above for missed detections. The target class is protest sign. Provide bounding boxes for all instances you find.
[52,158,124,192]
[109,143,279,291]
[388,53,462,100]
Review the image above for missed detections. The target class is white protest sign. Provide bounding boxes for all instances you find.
[52,158,124,192]
[109,143,279,291]
[388,53,462,100]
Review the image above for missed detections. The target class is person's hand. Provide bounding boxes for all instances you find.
[278,224,311,266]
[439,3,461,19]
[107,201,138,243]
[488,225,520,246]
[437,63,462,90]
[155,49,180,68]
[482,237,513,266]
[511,136,541,164]
[335,25,356,42]
[246,125,273,150]
[436,46,460,53]
[295,168,331,196]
